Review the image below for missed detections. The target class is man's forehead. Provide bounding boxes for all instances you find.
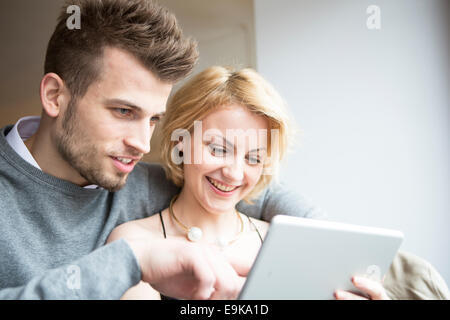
[82,47,172,116]
[94,47,173,104]
[102,47,145,73]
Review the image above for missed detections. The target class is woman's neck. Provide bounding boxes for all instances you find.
[171,188,242,243]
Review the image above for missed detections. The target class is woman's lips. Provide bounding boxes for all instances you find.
[206,176,240,197]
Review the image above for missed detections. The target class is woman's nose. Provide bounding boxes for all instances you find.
[222,156,244,182]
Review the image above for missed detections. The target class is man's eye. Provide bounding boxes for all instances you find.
[116,108,132,116]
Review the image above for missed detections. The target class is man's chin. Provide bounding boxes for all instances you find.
[86,173,129,192]
[104,183,126,192]
[105,176,128,192]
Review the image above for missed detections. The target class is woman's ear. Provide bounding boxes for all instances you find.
[171,140,185,165]
[40,73,69,118]
[176,142,184,162]
[176,135,185,153]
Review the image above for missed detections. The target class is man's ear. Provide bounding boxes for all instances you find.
[40,73,70,118]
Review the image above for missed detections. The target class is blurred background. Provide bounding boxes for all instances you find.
[1,0,449,284]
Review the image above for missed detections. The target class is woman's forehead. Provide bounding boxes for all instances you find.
[201,104,269,131]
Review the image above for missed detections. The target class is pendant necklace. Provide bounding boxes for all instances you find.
[169,194,244,249]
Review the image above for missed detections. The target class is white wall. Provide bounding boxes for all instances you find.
[254,0,450,283]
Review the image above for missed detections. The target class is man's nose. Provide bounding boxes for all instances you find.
[123,121,153,155]
[222,155,244,182]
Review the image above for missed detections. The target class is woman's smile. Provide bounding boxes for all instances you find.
[205,176,241,197]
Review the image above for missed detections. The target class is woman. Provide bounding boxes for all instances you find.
[107,66,391,300]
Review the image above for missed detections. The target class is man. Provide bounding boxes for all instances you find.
[0,0,324,299]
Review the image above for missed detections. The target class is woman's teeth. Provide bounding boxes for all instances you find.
[116,157,132,164]
[207,177,238,192]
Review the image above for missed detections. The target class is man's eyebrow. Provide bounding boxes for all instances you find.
[105,98,143,111]
[105,98,165,117]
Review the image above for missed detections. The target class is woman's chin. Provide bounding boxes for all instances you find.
[203,198,240,214]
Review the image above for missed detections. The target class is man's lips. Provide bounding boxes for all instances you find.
[110,156,139,173]
[113,155,141,161]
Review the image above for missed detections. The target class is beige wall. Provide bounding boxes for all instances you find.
[0,0,63,126]
[0,0,255,162]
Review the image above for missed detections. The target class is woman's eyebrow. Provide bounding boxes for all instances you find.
[152,112,166,118]
[248,147,267,153]
[212,135,267,153]
[208,134,234,149]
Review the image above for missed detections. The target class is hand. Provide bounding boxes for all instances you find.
[334,276,390,300]
[126,235,247,300]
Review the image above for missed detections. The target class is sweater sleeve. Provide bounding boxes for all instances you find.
[237,182,328,221]
[384,251,450,300]
[0,239,141,300]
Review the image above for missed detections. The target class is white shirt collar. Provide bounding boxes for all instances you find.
[5,116,100,189]
[5,116,42,170]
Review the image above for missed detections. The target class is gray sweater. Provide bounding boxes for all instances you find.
[0,125,325,299]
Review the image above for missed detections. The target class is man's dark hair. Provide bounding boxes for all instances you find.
[44,0,198,100]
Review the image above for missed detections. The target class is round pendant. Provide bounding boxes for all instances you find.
[216,237,229,249]
[187,227,202,242]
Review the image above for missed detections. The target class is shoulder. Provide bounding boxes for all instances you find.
[128,162,168,185]
[115,162,180,221]
[132,162,179,196]
[247,216,269,239]
[384,251,450,300]
[237,182,328,221]
[106,213,165,244]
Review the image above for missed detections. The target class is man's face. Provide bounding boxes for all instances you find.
[54,47,172,191]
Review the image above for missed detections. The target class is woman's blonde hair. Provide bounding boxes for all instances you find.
[160,66,293,202]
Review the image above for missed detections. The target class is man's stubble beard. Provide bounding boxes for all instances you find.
[54,99,128,192]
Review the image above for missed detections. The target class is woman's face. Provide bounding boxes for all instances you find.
[181,104,269,214]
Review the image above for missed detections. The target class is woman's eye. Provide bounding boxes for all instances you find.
[150,116,161,125]
[247,156,261,164]
[209,145,227,157]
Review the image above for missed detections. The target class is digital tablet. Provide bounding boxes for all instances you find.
[239,215,404,300]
